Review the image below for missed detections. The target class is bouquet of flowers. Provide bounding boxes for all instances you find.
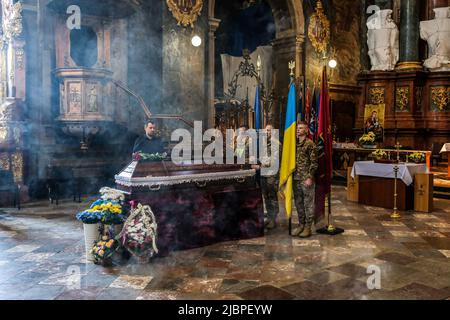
[91,235,118,265]
[119,203,158,261]
[76,210,103,224]
[132,151,167,162]
[90,199,126,225]
[408,152,425,163]
[77,199,125,225]
[371,149,387,159]
[359,132,376,145]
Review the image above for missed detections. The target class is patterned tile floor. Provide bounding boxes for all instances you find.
[1,186,450,300]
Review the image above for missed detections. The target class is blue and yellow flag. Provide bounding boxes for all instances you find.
[279,82,297,217]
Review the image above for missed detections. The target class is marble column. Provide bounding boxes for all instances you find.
[397,0,422,70]
[375,0,393,9]
[428,0,450,19]
[295,34,305,80]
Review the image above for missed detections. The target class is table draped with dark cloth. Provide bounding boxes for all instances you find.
[115,161,264,256]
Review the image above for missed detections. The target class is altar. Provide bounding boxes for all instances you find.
[349,161,429,211]
[440,143,450,178]
[115,161,264,256]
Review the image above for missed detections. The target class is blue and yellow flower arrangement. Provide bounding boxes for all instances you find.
[76,199,125,225]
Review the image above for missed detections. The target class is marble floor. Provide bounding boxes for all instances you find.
[1,186,450,300]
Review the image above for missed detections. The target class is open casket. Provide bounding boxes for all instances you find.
[115,160,264,255]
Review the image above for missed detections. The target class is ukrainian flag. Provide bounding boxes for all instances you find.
[279,82,297,217]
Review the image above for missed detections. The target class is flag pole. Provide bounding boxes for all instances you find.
[288,61,295,236]
[316,66,343,236]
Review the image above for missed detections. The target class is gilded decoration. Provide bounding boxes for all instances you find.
[0,102,13,120]
[0,152,9,170]
[11,152,22,183]
[430,86,450,112]
[308,0,330,55]
[369,87,385,105]
[395,87,410,112]
[1,0,23,42]
[0,126,7,142]
[166,0,203,28]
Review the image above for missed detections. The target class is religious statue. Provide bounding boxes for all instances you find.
[87,86,98,112]
[367,9,399,71]
[420,7,450,72]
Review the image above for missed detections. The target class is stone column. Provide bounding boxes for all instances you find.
[207,18,220,128]
[375,0,393,9]
[397,0,422,70]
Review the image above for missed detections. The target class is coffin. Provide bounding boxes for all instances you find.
[115,160,264,255]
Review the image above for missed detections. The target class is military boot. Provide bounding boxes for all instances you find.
[266,219,276,229]
[291,225,305,236]
[299,226,312,238]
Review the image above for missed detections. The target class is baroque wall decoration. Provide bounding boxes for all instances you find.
[0,126,7,142]
[15,47,24,69]
[430,86,450,112]
[308,0,330,56]
[11,152,23,183]
[369,87,385,105]
[1,0,23,42]
[395,87,410,112]
[0,152,9,170]
[166,0,203,28]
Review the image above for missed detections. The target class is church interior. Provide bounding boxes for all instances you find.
[0,0,450,301]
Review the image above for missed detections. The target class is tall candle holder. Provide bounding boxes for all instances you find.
[391,142,402,219]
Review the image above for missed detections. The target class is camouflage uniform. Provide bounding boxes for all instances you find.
[260,138,280,222]
[293,138,318,227]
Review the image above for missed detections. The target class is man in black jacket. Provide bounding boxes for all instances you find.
[132,121,165,154]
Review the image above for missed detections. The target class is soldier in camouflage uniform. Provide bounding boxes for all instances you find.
[259,124,280,230]
[292,122,318,238]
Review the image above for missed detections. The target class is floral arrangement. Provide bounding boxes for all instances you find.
[91,235,118,265]
[76,199,125,225]
[133,151,167,162]
[359,132,376,145]
[99,187,125,202]
[371,149,387,159]
[76,210,103,224]
[120,204,158,261]
[408,152,425,163]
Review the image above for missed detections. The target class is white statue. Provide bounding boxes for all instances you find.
[420,7,450,72]
[367,9,399,71]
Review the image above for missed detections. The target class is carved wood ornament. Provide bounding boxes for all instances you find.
[166,0,203,28]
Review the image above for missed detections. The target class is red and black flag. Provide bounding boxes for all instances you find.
[314,66,333,222]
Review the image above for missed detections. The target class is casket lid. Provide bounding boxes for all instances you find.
[115,161,256,188]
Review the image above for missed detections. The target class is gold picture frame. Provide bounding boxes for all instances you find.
[166,0,203,28]
[308,0,330,55]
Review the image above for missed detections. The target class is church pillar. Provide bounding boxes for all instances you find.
[0,0,29,205]
[397,0,422,70]
[295,35,305,80]
[207,18,220,128]
[375,0,393,9]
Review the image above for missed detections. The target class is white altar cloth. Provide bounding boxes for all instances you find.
[351,161,428,186]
